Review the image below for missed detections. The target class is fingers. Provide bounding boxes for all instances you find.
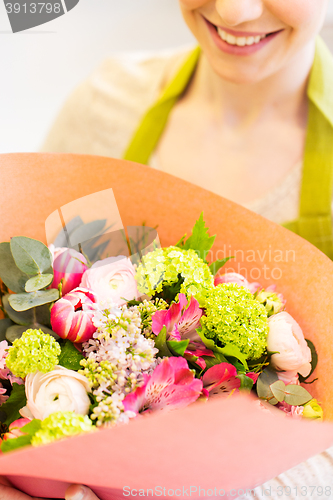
[65,485,101,500]
[0,482,44,500]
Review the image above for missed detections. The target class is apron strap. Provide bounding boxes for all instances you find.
[123,47,201,165]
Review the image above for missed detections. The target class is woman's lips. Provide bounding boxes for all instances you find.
[203,18,283,56]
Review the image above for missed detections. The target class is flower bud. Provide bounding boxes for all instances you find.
[50,287,98,343]
[302,399,323,421]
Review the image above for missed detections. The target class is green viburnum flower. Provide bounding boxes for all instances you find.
[302,399,323,420]
[201,283,269,360]
[6,329,61,378]
[31,411,94,446]
[136,246,214,305]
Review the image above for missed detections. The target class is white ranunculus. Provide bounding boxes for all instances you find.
[267,312,312,377]
[80,256,138,306]
[20,366,91,420]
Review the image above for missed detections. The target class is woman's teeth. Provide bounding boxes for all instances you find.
[217,28,266,47]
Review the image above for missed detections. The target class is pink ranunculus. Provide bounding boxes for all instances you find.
[50,287,98,342]
[2,418,31,440]
[50,246,89,296]
[277,370,299,386]
[80,256,138,306]
[20,366,91,421]
[214,272,251,289]
[267,312,312,377]
[123,357,203,415]
[152,294,202,342]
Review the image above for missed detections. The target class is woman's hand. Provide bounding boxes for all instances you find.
[0,479,100,500]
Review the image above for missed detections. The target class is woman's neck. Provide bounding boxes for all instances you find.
[186,41,316,127]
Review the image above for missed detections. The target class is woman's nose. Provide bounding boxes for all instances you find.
[215,0,264,27]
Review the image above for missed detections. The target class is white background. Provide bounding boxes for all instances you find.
[0,0,332,154]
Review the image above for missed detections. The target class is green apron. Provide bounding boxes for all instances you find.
[124,38,333,259]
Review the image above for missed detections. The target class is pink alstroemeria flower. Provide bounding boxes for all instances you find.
[183,341,215,370]
[0,340,23,386]
[123,357,203,415]
[50,287,98,343]
[50,246,89,296]
[202,362,258,398]
[0,384,8,404]
[152,293,202,342]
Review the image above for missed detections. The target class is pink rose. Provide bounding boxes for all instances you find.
[80,256,138,305]
[50,287,98,342]
[267,312,312,377]
[50,246,88,296]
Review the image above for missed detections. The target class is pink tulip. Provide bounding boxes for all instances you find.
[2,418,32,441]
[152,294,202,342]
[123,357,203,415]
[50,247,88,296]
[50,287,98,343]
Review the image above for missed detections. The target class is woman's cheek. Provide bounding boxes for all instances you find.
[265,0,328,28]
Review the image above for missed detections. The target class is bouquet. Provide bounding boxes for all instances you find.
[0,213,322,454]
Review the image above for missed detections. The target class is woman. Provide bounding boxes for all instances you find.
[2,1,333,499]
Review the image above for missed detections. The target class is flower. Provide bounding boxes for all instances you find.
[201,362,258,398]
[80,256,138,306]
[5,330,61,379]
[50,287,98,343]
[267,312,312,377]
[277,401,304,419]
[214,272,251,289]
[123,357,203,414]
[2,418,31,440]
[152,294,202,342]
[135,247,214,305]
[0,340,23,386]
[50,246,88,296]
[0,384,8,404]
[277,370,299,385]
[31,411,94,446]
[255,286,285,317]
[20,366,91,421]
[200,283,268,360]
[302,399,323,420]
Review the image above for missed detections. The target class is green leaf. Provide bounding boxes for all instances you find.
[153,326,172,357]
[58,340,84,371]
[0,384,27,427]
[237,373,254,391]
[25,274,53,292]
[155,275,185,304]
[257,367,279,400]
[284,384,312,406]
[10,237,53,276]
[270,380,286,402]
[1,434,32,453]
[167,339,189,357]
[175,235,186,248]
[183,213,216,261]
[8,289,59,312]
[21,419,42,436]
[2,295,51,326]
[69,219,107,247]
[0,318,13,341]
[0,243,30,293]
[218,344,249,371]
[5,325,30,343]
[299,339,318,383]
[200,354,227,370]
[209,257,234,276]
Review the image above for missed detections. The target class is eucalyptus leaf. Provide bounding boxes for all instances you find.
[8,289,59,312]
[167,339,189,357]
[153,326,172,357]
[0,318,13,341]
[209,257,234,276]
[54,216,84,247]
[270,380,286,402]
[284,384,312,406]
[257,367,278,400]
[6,325,30,343]
[69,219,107,247]
[0,242,30,293]
[25,274,53,292]
[10,237,53,275]
[2,295,51,326]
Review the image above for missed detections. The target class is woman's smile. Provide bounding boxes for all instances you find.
[203,16,284,55]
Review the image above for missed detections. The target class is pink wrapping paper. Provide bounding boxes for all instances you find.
[1,153,333,497]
